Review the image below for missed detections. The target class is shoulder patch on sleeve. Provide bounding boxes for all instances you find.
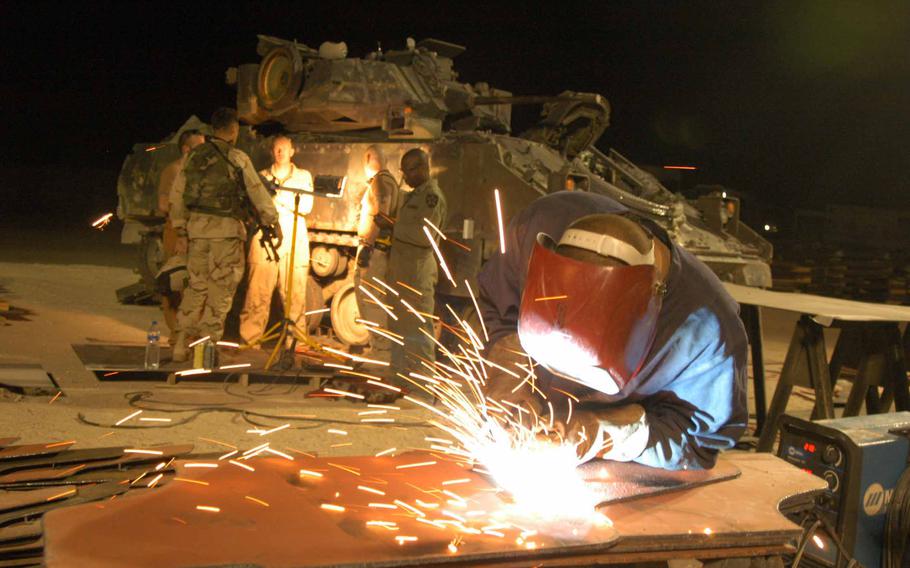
[426,193,439,208]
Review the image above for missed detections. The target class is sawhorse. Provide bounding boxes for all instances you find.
[757,316,910,451]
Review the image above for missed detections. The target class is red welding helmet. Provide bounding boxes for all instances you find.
[517,230,664,395]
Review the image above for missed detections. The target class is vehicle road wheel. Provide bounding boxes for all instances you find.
[330,282,369,346]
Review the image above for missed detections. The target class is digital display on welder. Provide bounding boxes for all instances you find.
[803,442,816,453]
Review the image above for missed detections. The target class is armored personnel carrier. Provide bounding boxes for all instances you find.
[117,36,771,346]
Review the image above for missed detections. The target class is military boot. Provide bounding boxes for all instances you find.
[171,332,188,363]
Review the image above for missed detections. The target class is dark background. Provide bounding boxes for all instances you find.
[1,1,908,234]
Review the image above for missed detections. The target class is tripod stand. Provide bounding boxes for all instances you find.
[246,191,321,370]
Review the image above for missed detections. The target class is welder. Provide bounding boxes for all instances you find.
[477,191,748,470]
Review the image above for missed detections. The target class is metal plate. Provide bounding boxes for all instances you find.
[44,452,825,567]
[579,458,740,506]
[45,452,620,567]
[0,489,75,514]
[0,443,75,462]
[0,444,192,485]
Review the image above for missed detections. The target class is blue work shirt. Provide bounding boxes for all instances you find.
[477,191,748,470]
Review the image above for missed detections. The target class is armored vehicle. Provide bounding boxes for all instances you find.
[117,36,772,346]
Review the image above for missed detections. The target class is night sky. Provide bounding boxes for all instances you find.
[2,1,908,222]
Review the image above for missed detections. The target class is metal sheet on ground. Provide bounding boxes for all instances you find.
[0,444,192,485]
[0,443,75,462]
[71,343,331,380]
[0,441,18,451]
[0,489,75,514]
[44,453,819,567]
[0,523,41,546]
[45,452,622,567]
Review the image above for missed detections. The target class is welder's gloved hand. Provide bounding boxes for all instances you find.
[481,333,545,416]
[270,223,284,250]
[564,404,650,464]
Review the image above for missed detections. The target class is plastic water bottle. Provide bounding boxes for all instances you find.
[145,321,161,370]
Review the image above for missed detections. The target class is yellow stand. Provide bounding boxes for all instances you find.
[246,192,322,370]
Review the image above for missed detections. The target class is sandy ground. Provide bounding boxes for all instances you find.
[0,233,822,456]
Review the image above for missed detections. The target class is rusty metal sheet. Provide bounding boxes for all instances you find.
[45,452,823,568]
[0,444,192,485]
[45,452,621,567]
[0,536,41,558]
[0,443,75,462]
[0,489,76,514]
[0,440,18,450]
[0,523,41,546]
[0,482,129,528]
[0,557,42,567]
[580,458,740,506]
[598,453,827,556]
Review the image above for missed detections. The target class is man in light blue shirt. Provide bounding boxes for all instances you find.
[478,191,748,470]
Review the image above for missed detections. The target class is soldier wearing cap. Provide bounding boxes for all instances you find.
[477,191,748,470]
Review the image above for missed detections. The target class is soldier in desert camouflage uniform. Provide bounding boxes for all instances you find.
[354,145,402,363]
[169,108,279,362]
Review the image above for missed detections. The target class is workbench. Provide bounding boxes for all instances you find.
[42,452,825,567]
[723,284,910,451]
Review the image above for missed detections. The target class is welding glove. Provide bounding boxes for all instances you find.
[564,404,650,464]
[481,333,545,417]
[270,223,284,249]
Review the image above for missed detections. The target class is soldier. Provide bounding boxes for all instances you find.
[386,148,447,380]
[158,129,204,340]
[170,108,280,362]
[239,135,314,347]
[354,145,402,362]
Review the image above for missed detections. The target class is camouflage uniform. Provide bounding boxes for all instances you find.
[158,155,186,340]
[239,165,314,345]
[170,138,278,345]
[387,178,447,376]
[354,170,402,361]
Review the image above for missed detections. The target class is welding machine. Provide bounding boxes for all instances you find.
[776,412,910,568]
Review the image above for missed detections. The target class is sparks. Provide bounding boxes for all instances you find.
[114,410,142,426]
[245,496,270,507]
[215,341,240,348]
[123,448,163,456]
[534,294,568,302]
[228,460,255,472]
[358,285,399,321]
[195,506,220,513]
[187,336,211,348]
[184,463,218,469]
[395,460,437,470]
[218,363,251,370]
[299,469,324,478]
[494,188,506,254]
[304,307,331,316]
[320,503,345,513]
[173,477,209,486]
[91,212,114,229]
[375,447,397,457]
[423,226,456,287]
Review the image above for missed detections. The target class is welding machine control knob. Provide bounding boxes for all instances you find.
[823,470,840,492]
[822,445,842,466]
